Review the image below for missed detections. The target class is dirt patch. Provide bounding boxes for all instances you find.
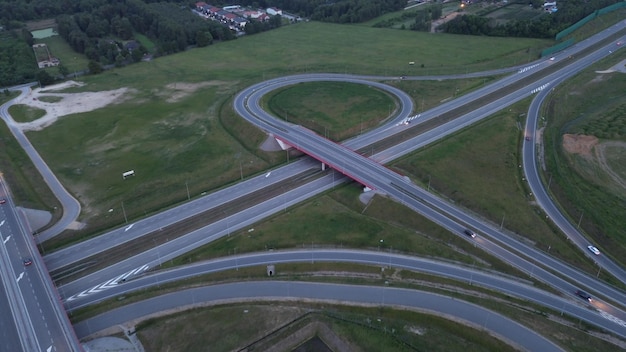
[596,59,626,74]
[562,134,598,158]
[12,81,133,131]
[588,74,608,84]
[431,12,461,33]
[260,134,284,152]
[594,141,626,190]
[563,134,626,195]
[25,19,57,31]
[160,81,237,103]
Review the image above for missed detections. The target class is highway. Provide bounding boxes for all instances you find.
[0,18,624,351]
[73,281,565,352]
[0,178,82,352]
[48,20,621,344]
[65,249,626,340]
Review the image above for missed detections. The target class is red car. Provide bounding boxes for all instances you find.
[23,258,33,266]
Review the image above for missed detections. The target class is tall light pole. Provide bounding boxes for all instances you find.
[121,201,128,223]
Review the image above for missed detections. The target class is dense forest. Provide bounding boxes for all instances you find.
[442,0,622,37]
[55,1,236,61]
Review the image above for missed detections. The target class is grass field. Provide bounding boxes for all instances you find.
[7,104,46,123]
[169,184,526,278]
[136,303,518,352]
[542,52,626,273]
[16,20,549,237]
[265,82,395,140]
[563,9,626,42]
[0,91,19,105]
[35,34,90,75]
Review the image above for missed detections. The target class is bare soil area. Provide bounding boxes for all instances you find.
[562,134,626,193]
[431,12,462,33]
[562,134,598,158]
[595,141,626,190]
[160,81,237,103]
[12,81,132,131]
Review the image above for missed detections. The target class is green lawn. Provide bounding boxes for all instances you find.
[0,91,19,105]
[265,82,395,140]
[36,35,90,75]
[16,20,550,236]
[7,104,46,123]
[171,185,506,272]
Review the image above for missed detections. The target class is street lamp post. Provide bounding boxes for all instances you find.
[121,201,128,223]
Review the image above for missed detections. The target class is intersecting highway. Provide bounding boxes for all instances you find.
[0,19,624,351]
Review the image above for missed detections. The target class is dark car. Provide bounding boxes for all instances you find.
[464,229,477,238]
[575,290,592,302]
[23,258,33,266]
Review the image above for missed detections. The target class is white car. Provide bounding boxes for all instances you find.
[587,245,600,256]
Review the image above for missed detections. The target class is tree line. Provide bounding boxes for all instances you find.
[373,5,443,31]
[442,0,622,38]
[56,0,236,64]
[223,0,407,23]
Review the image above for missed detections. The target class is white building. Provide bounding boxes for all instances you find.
[266,7,282,16]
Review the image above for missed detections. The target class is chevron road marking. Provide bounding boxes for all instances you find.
[518,63,540,73]
[599,310,626,328]
[3,235,9,244]
[124,224,134,232]
[65,264,150,302]
[531,83,550,94]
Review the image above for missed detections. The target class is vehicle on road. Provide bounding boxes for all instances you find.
[464,229,477,238]
[587,245,601,255]
[23,258,33,266]
[576,290,592,302]
[0,199,5,204]
[525,136,531,141]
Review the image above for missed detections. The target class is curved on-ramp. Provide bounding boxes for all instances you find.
[73,281,565,352]
[0,85,81,242]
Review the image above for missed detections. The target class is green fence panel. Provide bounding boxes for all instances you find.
[541,38,575,57]
[598,1,626,15]
[555,12,597,41]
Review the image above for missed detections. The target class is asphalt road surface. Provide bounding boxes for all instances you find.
[73,281,565,352]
